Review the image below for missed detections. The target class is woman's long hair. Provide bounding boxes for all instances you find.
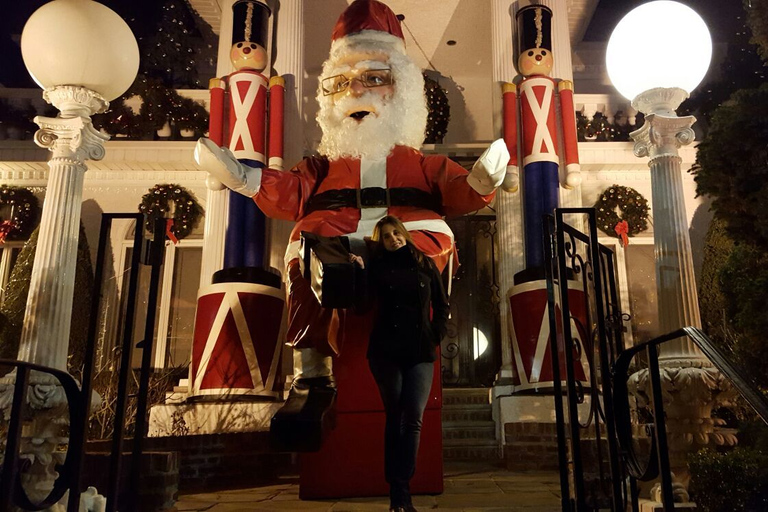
[371,215,427,267]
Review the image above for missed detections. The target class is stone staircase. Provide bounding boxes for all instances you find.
[442,388,500,460]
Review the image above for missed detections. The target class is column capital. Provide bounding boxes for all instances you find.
[34,86,110,163]
[631,113,695,161]
[43,85,109,116]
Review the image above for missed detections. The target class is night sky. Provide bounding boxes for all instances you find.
[0,0,179,88]
[0,0,753,87]
[582,0,745,42]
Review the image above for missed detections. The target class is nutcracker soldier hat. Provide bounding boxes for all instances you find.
[232,0,271,48]
[328,0,406,60]
[516,4,553,54]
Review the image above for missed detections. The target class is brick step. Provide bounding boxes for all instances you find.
[442,425,496,441]
[443,409,493,422]
[442,420,496,429]
[443,444,501,460]
[443,436,498,447]
[442,407,493,422]
[442,388,490,406]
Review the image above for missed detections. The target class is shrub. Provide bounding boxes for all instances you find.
[689,448,768,511]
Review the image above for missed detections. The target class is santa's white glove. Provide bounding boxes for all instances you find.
[467,138,510,195]
[564,163,582,189]
[502,166,519,193]
[194,138,262,197]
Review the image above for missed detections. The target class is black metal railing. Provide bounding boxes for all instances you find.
[545,208,768,512]
[613,327,768,509]
[544,208,626,511]
[0,214,167,511]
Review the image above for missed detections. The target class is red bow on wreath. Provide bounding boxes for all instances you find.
[165,219,179,245]
[614,220,629,248]
[0,220,15,244]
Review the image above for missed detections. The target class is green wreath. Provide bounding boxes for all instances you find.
[0,185,40,240]
[139,184,203,240]
[594,185,649,239]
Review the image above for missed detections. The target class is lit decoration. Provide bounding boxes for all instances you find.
[139,184,203,241]
[92,0,215,139]
[94,75,209,139]
[576,111,639,142]
[423,74,450,144]
[0,186,40,242]
[594,185,649,244]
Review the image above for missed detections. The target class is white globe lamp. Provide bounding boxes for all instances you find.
[606,1,712,115]
[21,0,139,103]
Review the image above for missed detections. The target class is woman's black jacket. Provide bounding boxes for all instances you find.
[364,245,450,365]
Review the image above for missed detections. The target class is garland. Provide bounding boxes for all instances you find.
[594,185,649,245]
[139,184,204,241]
[0,186,40,242]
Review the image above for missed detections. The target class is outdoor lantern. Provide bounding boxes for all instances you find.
[20,0,140,101]
[606,0,712,107]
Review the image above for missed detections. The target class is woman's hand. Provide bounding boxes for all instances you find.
[349,253,365,269]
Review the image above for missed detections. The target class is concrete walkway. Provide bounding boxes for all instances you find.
[175,462,563,511]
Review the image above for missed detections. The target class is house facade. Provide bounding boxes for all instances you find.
[0,0,707,468]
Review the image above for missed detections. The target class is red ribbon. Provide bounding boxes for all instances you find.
[614,220,629,248]
[165,218,179,245]
[0,220,15,245]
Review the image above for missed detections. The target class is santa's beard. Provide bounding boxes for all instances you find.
[316,51,428,161]
[317,93,403,161]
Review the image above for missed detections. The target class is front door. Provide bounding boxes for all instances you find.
[441,215,501,387]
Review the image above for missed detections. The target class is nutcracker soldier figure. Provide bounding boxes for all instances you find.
[188,0,286,401]
[503,5,587,391]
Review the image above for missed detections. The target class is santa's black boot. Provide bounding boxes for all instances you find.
[270,350,337,452]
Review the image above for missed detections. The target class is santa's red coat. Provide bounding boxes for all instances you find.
[255,144,495,273]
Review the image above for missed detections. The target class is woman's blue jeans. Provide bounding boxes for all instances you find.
[368,358,434,508]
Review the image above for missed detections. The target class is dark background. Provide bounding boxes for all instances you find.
[0,0,214,88]
[0,0,746,87]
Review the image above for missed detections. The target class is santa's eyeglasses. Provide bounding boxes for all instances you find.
[321,69,393,96]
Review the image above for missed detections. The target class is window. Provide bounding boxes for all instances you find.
[0,242,24,305]
[115,221,203,370]
[599,236,658,346]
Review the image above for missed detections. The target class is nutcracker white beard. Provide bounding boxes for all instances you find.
[316,50,428,161]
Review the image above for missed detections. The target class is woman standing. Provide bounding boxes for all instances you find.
[350,215,450,512]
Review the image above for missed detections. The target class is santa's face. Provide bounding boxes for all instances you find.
[518,48,553,77]
[316,46,427,161]
[230,41,268,72]
[326,52,394,122]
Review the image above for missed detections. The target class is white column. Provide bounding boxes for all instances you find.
[491,0,524,384]
[16,86,109,370]
[630,88,704,362]
[628,88,724,494]
[199,0,236,285]
[269,0,305,271]
[199,180,229,286]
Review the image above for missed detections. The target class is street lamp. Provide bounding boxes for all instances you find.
[0,0,138,505]
[606,0,726,497]
[18,0,139,370]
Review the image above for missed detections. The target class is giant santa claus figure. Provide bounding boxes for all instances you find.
[195,0,508,450]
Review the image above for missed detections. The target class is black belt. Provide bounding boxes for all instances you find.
[305,187,441,214]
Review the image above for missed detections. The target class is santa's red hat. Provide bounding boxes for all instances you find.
[329,0,406,58]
